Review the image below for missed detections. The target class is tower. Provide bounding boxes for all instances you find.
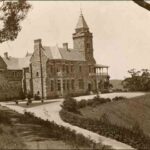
[73,13,95,63]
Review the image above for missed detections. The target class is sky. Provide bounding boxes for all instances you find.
[0,1,150,80]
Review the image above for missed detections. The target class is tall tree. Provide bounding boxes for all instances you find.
[0,0,31,43]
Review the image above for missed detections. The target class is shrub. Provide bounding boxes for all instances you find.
[77,99,87,108]
[62,96,78,113]
[21,112,103,149]
[34,94,41,100]
[112,96,126,101]
[0,111,11,125]
[78,96,111,108]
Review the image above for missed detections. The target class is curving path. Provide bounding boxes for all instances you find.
[0,92,144,150]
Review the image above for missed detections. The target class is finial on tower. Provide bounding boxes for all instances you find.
[80,3,83,16]
[80,8,83,15]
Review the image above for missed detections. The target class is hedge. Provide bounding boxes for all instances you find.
[20,111,111,149]
[60,109,150,150]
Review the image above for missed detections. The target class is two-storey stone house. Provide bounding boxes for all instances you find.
[0,13,109,100]
[24,13,109,99]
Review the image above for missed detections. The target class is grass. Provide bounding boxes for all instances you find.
[80,93,150,136]
[0,105,84,149]
[0,107,26,149]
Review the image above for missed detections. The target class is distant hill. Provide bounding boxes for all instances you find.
[110,79,124,90]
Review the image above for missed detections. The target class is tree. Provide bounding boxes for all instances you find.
[61,96,78,113]
[0,0,31,43]
[123,69,150,91]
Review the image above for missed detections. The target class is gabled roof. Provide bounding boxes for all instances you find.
[43,46,85,61]
[76,14,89,29]
[2,55,32,70]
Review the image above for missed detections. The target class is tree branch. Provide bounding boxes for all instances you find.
[133,0,150,11]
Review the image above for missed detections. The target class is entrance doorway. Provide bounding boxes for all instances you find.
[88,83,92,91]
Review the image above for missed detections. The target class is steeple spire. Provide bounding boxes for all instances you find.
[76,12,89,30]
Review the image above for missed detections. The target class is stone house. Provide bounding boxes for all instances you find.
[24,13,109,99]
[0,52,31,100]
[0,13,109,100]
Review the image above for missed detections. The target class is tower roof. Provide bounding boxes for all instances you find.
[76,13,89,29]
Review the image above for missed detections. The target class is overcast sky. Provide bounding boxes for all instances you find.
[0,1,150,79]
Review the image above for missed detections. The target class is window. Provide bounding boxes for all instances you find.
[89,66,91,73]
[67,80,70,90]
[57,67,59,72]
[13,71,15,77]
[62,65,65,72]
[37,91,40,95]
[51,80,54,91]
[63,80,66,91]
[87,43,90,49]
[79,79,84,89]
[57,80,61,91]
[36,72,39,77]
[66,65,69,74]
[71,80,74,90]
[50,65,53,73]
[70,65,74,72]
[79,65,82,72]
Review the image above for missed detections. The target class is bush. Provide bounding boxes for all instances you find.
[0,111,11,125]
[34,94,41,100]
[77,96,111,108]
[77,99,87,108]
[62,96,78,113]
[112,96,126,101]
[21,112,103,149]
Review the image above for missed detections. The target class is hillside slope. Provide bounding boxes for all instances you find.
[80,94,150,136]
[110,79,124,90]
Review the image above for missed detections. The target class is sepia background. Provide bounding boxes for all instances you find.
[0,1,149,79]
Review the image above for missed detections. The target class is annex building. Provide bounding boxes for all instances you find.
[0,13,109,100]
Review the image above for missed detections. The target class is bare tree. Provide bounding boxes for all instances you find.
[0,0,31,43]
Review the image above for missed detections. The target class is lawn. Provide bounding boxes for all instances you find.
[0,105,77,149]
[80,93,150,136]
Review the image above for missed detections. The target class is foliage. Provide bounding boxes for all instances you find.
[60,109,150,149]
[122,69,150,91]
[19,90,25,99]
[62,95,79,113]
[112,96,126,101]
[0,0,31,43]
[34,94,41,100]
[20,111,106,149]
[77,96,111,109]
[0,109,11,125]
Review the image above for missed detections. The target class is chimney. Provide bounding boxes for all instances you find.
[34,39,42,50]
[4,52,9,59]
[63,43,68,50]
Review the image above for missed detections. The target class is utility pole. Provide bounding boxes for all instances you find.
[39,45,44,103]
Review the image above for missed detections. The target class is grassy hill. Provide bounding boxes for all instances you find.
[110,79,124,90]
[80,94,150,137]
